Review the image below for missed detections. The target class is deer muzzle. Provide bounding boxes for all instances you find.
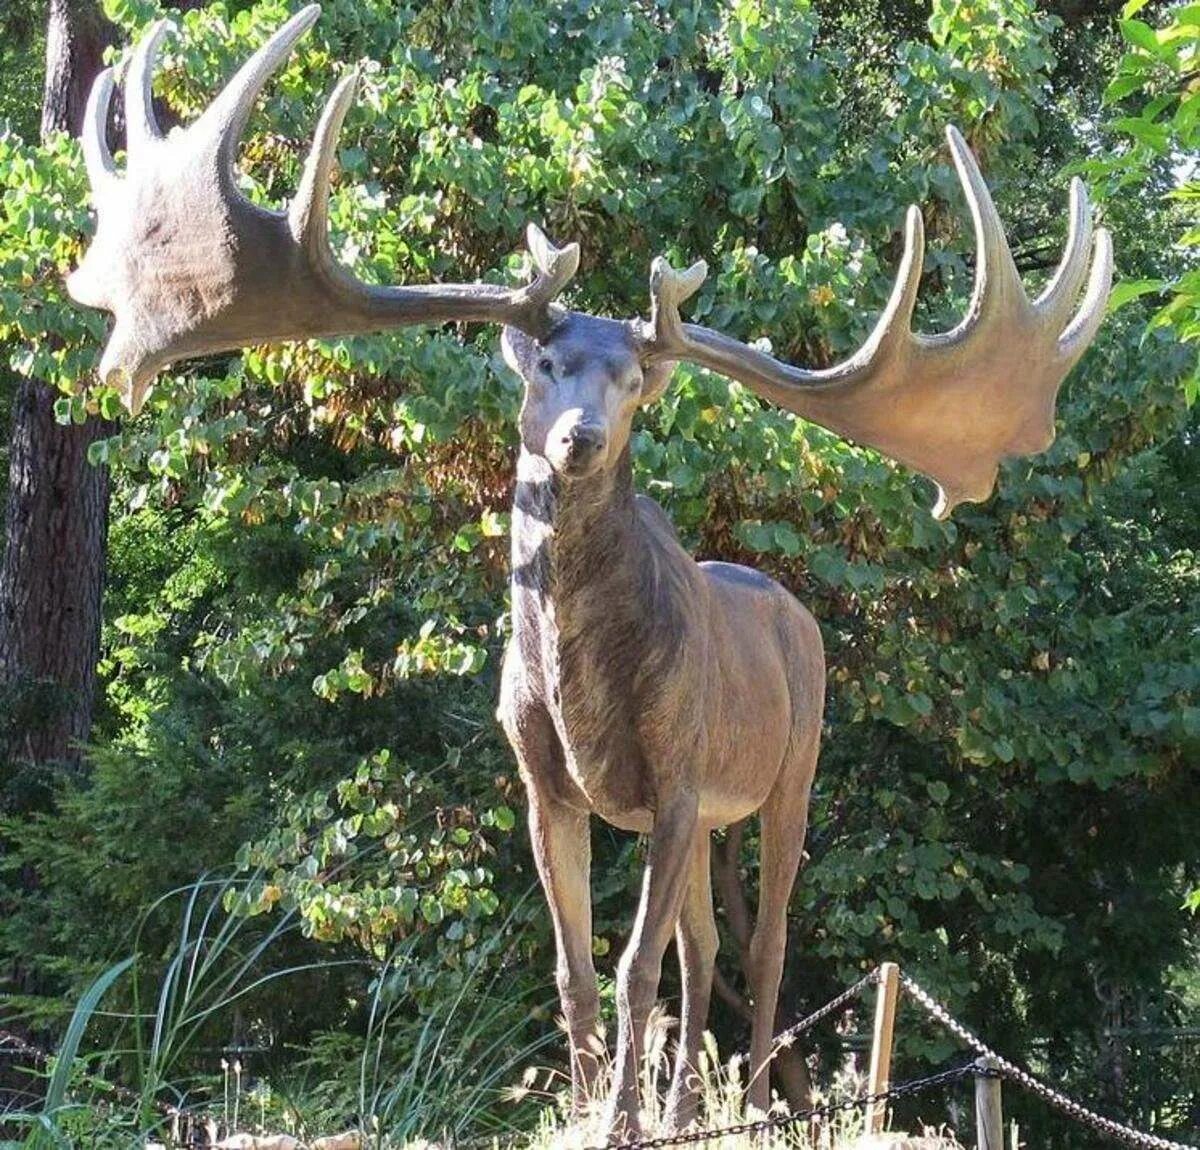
[546,413,609,478]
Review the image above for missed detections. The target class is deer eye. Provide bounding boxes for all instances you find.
[536,356,554,376]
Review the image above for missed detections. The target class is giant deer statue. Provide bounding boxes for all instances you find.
[66,7,1113,1139]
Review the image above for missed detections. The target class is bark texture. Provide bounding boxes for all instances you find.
[40,0,116,142]
[0,0,115,774]
[0,385,111,768]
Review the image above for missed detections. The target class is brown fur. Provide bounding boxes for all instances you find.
[497,313,824,1137]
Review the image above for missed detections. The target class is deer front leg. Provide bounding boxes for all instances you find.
[605,791,700,1140]
[663,833,718,1133]
[531,791,604,1114]
[507,704,603,1115]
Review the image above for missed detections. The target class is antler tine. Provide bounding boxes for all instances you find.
[198,4,322,164]
[944,125,1025,327]
[845,203,925,364]
[1057,226,1114,366]
[513,224,581,336]
[524,224,581,304]
[1033,177,1094,328]
[125,19,171,153]
[81,67,117,194]
[647,255,707,348]
[289,67,359,257]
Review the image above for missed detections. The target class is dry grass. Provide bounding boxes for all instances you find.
[204,1010,965,1149]
[496,1009,964,1150]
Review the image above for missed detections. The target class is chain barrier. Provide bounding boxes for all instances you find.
[587,1063,981,1149]
[9,968,1198,1150]
[0,1029,48,1066]
[900,973,1198,1150]
[769,966,880,1048]
[1,1028,184,1120]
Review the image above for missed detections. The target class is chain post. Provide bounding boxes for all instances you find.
[865,961,900,1134]
[974,1056,1003,1150]
[900,972,1198,1150]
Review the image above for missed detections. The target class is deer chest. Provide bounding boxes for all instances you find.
[505,603,657,830]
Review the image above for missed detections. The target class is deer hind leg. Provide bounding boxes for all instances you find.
[509,706,603,1115]
[604,791,699,1141]
[528,789,604,1115]
[663,832,719,1133]
[745,734,817,1116]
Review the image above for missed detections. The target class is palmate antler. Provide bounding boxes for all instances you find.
[639,127,1113,518]
[67,5,577,413]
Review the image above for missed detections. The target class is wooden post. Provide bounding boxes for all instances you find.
[865,961,900,1135]
[974,1056,1003,1150]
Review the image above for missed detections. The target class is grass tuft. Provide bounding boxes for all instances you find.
[497,1010,964,1150]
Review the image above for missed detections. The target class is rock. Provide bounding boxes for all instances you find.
[211,1132,361,1150]
[216,1136,300,1150]
[851,1135,959,1150]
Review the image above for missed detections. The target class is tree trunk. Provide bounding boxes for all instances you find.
[40,0,115,142]
[0,389,111,770]
[0,0,115,778]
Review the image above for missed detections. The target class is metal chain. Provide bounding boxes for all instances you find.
[0,1029,48,1065]
[0,1028,183,1119]
[769,967,880,1047]
[588,1063,980,1150]
[900,974,1198,1150]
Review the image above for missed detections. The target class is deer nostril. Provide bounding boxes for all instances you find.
[563,425,606,459]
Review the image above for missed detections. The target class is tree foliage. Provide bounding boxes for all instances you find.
[0,0,1196,1144]
[1087,0,1200,393]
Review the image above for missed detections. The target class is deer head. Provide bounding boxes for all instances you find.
[500,315,676,480]
[67,4,577,414]
[499,257,705,480]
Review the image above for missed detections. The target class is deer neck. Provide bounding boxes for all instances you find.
[509,445,650,691]
[511,445,639,617]
[510,446,664,818]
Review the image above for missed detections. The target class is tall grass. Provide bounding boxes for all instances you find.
[295,888,561,1147]
[3,957,134,1149]
[0,876,561,1148]
[1,871,357,1146]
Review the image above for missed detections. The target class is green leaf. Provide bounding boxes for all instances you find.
[38,957,135,1139]
[1107,278,1165,312]
[1103,73,1149,104]
[1119,19,1164,56]
[1111,115,1171,151]
[774,522,802,557]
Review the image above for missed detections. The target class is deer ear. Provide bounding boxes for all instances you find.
[640,360,676,405]
[501,326,534,376]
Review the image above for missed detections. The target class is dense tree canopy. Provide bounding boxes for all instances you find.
[0,0,1196,1145]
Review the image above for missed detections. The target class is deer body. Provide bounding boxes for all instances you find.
[65,8,1112,1140]
[496,314,824,1133]
[504,446,818,833]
